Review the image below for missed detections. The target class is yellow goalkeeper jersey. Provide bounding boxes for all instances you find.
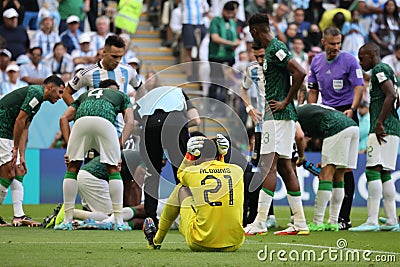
[178,159,245,248]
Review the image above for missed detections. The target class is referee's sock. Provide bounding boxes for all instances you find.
[339,171,355,222]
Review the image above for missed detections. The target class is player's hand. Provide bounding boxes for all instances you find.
[64,154,70,167]
[249,109,262,124]
[268,100,287,113]
[187,136,205,157]
[11,147,18,167]
[296,156,306,167]
[375,122,387,145]
[216,134,229,156]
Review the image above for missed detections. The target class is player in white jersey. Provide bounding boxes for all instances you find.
[62,35,142,136]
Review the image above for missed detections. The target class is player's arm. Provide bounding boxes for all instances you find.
[60,106,77,144]
[295,122,307,166]
[62,84,77,106]
[307,59,319,103]
[12,110,29,167]
[375,80,397,145]
[270,58,306,112]
[121,107,135,149]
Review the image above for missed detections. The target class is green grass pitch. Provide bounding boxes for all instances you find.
[0,204,399,266]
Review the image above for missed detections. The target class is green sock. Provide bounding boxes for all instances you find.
[14,175,24,183]
[109,172,122,180]
[366,169,381,182]
[333,181,344,188]
[64,172,77,179]
[0,177,12,188]
[318,180,333,191]
[287,191,301,197]
[262,188,274,197]
[381,173,391,183]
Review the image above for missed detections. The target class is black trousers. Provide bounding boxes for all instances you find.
[139,114,190,225]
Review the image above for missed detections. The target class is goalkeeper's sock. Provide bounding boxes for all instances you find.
[313,181,332,225]
[154,185,181,245]
[10,178,24,217]
[254,188,273,223]
[382,177,397,225]
[63,173,78,223]
[366,170,382,225]
[328,182,344,225]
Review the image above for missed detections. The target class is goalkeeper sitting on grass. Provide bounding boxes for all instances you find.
[144,134,245,252]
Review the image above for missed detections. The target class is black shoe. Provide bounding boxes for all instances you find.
[338,218,352,230]
[0,216,11,226]
[42,203,62,228]
[143,217,160,250]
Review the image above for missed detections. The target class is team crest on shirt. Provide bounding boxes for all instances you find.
[121,76,126,84]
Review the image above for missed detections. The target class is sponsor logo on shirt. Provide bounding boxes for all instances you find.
[29,97,39,109]
[275,49,287,61]
[72,76,80,85]
[376,72,387,83]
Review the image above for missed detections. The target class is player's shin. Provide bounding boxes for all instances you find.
[328,182,344,224]
[63,172,78,223]
[382,174,397,225]
[0,177,11,205]
[255,189,273,222]
[365,169,382,225]
[287,191,307,228]
[10,177,24,217]
[109,174,124,225]
[313,180,332,225]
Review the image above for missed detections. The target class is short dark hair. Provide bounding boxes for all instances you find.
[252,41,264,50]
[323,26,342,38]
[99,79,119,89]
[44,74,64,87]
[248,13,270,28]
[31,46,43,55]
[53,42,66,51]
[223,1,236,11]
[105,35,125,49]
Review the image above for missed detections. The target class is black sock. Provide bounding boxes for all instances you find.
[339,171,355,222]
[268,200,274,216]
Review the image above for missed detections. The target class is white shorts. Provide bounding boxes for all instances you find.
[322,126,359,169]
[67,117,120,166]
[77,170,113,214]
[260,120,295,158]
[0,138,20,166]
[366,134,399,171]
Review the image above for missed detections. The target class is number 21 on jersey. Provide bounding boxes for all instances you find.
[201,175,234,207]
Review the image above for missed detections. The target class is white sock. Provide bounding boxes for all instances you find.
[328,188,344,224]
[254,190,272,223]
[73,209,109,221]
[10,179,24,217]
[63,179,78,223]
[0,184,8,205]
[103,207,134,223]
[109,179,124,225]
[313,190,331,225]
[382,180,397,225]
[366,180,382,225]
[288,195,307,228]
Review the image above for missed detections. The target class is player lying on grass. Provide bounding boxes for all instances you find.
[144,135,245,252]
[296,104,359,232]
[44,150,147,230]
[55,79,134,231]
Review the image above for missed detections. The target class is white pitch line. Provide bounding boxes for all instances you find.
[2,240,399,255]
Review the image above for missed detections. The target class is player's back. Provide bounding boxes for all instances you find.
[180,160,244,248]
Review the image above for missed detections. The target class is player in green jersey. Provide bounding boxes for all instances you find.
[350,43,400,232]
[244,13,309,236]
[56,79,134,230]
[296,104,359,232]
[0,75,65,226]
